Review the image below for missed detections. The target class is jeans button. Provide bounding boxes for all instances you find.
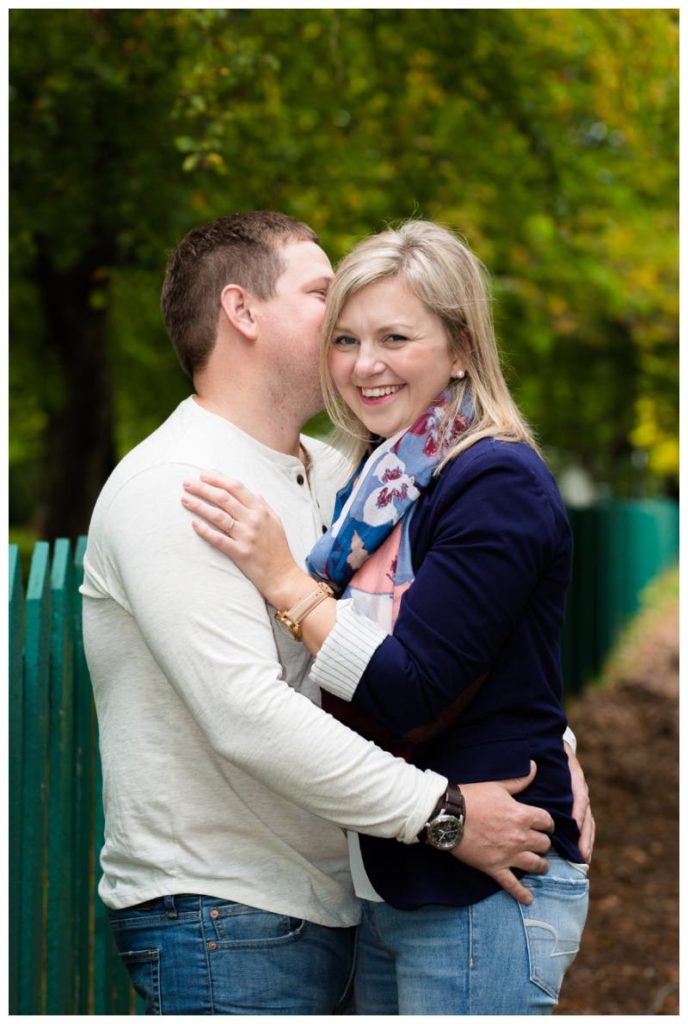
[208,941,218,951]
[210,909,219,919]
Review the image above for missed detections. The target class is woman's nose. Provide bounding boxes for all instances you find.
[354,342,385,376]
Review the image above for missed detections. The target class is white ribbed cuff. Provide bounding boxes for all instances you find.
[309,599,388,702]
[403,772,448,845]
[563,725,577,754]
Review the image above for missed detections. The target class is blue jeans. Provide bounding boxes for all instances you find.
[354,854,589,1015]
[109,894,356,1014]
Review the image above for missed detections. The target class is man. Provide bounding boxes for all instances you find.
[82,212,591,1015]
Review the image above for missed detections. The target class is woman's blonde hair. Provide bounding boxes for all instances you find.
[320,220,538,470]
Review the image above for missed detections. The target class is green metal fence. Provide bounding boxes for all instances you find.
[561,498,679,695]
[7,498,679,1013]
[9,538,136,1015]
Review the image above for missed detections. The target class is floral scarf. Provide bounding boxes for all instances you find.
[307,387,473,634]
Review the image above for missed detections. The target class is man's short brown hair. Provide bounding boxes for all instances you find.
[161,211,318,378]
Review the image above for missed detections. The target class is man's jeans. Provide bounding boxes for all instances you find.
[354,853,589,1015]
[109,894,356,1015]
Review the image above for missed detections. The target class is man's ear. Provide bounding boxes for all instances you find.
[220,284,258,341]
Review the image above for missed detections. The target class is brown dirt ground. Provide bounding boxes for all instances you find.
[555,601,679,1015]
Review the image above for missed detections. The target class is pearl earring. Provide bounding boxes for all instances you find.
[452,369,466,380]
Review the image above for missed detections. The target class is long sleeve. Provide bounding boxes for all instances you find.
[85,461,446,842]
[310,599,389,701]
[313,443,570,739]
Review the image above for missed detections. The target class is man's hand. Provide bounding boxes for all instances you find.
[564,741,595,864]
[450,762,553,905]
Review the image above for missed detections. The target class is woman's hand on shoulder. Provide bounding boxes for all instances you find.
[181,473,304,605]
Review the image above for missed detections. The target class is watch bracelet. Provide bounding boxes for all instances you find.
[274,580,334,640]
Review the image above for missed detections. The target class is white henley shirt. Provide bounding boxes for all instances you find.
[81,397,446,927]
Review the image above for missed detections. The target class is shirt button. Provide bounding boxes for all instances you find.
[210,909,219,919]
[296,474,305,485]
[321,525,327,534]
[208,941,218,951]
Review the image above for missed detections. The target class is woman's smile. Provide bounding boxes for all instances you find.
[359,383,406,404]
[329,275,461,438]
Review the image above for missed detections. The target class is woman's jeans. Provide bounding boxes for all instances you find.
[355,853,589,1015]
[108,894,356,1015]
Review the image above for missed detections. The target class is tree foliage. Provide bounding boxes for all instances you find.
[9,8,678,536]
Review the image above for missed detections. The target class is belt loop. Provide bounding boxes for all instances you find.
[163,895,178,919]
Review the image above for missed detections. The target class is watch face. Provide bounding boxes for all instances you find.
[427,813,464,851]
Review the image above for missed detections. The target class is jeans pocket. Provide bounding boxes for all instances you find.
[518,864,589,1001]
[207,900,306,949]
[117,947,161,1014]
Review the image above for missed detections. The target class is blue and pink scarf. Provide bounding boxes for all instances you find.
[307,387,473,639]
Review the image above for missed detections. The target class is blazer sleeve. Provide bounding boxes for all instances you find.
[346,447,565,737]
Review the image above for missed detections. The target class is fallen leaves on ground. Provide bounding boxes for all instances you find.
[556,601,679,1015]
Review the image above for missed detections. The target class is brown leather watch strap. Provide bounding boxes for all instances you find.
[418,784,466,843]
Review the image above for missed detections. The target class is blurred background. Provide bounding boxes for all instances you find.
[9,8,678,547]
[8,7,679,1016]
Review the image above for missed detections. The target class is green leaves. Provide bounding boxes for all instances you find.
[9,7,678,526]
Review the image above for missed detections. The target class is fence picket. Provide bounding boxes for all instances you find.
[93,744,135,1014]
[92,763,136,1014]
[19,542,52,1014]
[73,536,96,1013]
[92,743,109,1014]
[9,546,24,1014]
[46,539,77,1013]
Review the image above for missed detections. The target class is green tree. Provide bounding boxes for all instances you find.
[10,9,678,539]
[10,11,193,537]
[174,9,677,490]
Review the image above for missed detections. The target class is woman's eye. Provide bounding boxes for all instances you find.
[333,335,358,347]
[386,334,408,344]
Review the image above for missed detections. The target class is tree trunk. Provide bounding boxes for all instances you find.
[36,252,116,542]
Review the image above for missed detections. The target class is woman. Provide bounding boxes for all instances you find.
[181,221,589,1014]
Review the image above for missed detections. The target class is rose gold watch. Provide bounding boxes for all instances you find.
[274,581,334,641]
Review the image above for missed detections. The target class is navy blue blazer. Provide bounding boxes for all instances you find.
[334,438,581,909]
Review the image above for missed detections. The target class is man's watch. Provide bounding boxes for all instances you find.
[418,784,466,850]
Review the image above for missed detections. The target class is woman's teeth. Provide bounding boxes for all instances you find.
[361,385,404,398]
